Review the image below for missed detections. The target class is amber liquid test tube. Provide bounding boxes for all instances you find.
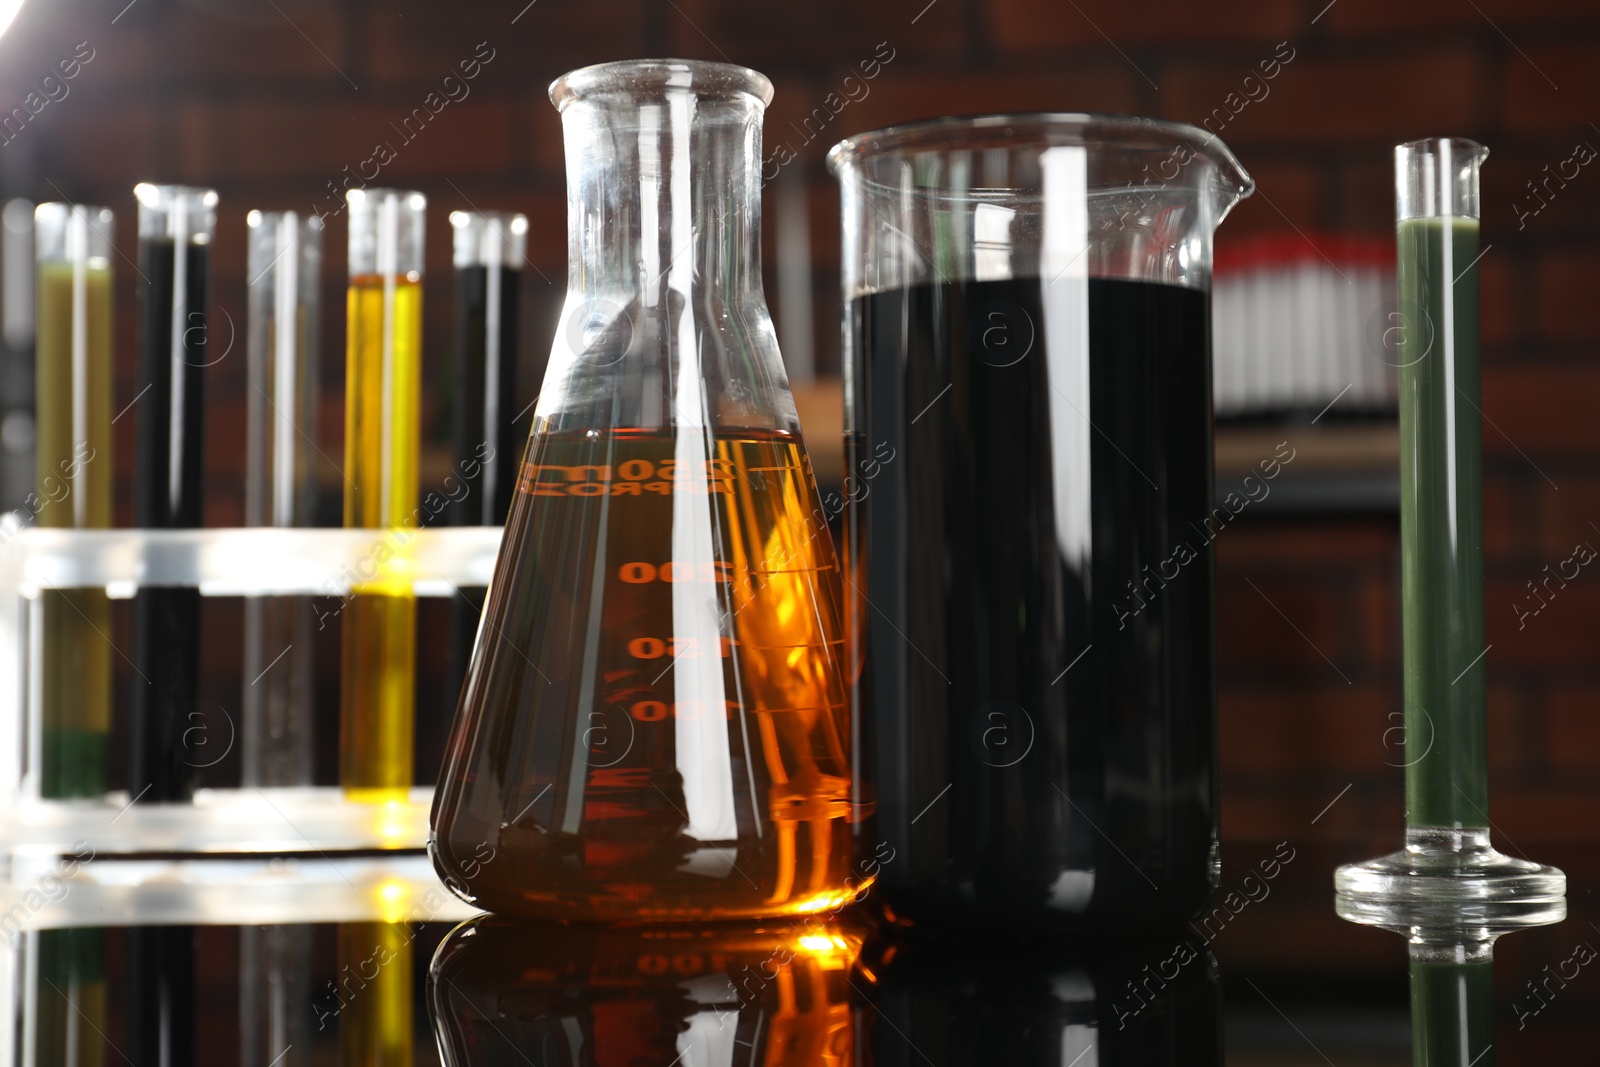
[341,188,423,801]
[243,210,323,787]
[33,203,114,800]
[447,210,525,697]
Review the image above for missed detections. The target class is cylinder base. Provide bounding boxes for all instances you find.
[1335,827,1566,942]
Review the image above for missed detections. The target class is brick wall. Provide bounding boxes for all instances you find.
[1,0,1596,843]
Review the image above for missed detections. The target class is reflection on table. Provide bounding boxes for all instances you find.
[429,918,857,1067]
[857,930,1223,1067]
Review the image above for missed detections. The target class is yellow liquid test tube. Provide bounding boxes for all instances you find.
[341,189,424,803]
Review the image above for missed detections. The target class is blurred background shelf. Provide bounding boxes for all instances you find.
[1216,420,1400,516]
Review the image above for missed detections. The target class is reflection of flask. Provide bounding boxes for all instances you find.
[33,203,114,800]
[342,189,424,802]
[430,918,857,1067]
[431,60,855,921]
[857,931,1222,1067]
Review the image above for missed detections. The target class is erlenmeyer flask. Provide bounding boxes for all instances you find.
[431,59,855,921]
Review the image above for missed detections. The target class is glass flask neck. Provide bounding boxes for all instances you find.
[560,80,765,307]
[540,60,792,435]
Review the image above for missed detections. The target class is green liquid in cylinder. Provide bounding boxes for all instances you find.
[1397,216,1488,829]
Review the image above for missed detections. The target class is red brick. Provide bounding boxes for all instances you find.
[827,66,1142,149]
[1486,577,1600,665]
[167,4,349,85]
[668,1,965,66]
[1480,363,1600,460]
[993,0,1297,51]
[1500,44,1598,134]
[1222,157,1326,236]
[380,97,515,181]
[1533,251,1600,344]
[1490,788,1600,841]
[39,102,159,193]
[1482,146,1600,245]
[1532,475,1600,561]
[1160,48,1488,147]
[1354,573,1400,671]
[1216,576,1359,677]
[760,74,831,169]
[1547,687,1600,774]
[1333,158,1391,235]
[1219,778,1402,841]
[1323,0,1600,35]
[1477,248,1526,348]
[1482,468,1533,559]
[365,0,651,89]
[1486,683,1542,778]
[1220,685,1396,775]
[509,90,565,182]
[1216,517,1396,569]
[185,94,514,185]
[0,11,155,98]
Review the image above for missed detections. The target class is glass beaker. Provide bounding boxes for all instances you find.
[431,59,855,921]
[829,115,1251,934]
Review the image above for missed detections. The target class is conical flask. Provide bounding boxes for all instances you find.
[431,59,856,921]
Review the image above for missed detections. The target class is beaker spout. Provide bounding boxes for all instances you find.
[1397,137,1488,221]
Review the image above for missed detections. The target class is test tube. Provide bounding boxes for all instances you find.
[3,199,35,511]
[129,183,216,803]
[447,209,525,693]
[242,210,323,788]
[33,203,114,799]
[32,202,113,1066]
[341,188,424,801]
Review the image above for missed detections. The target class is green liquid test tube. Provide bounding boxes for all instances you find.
[1395,169,1488,830]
